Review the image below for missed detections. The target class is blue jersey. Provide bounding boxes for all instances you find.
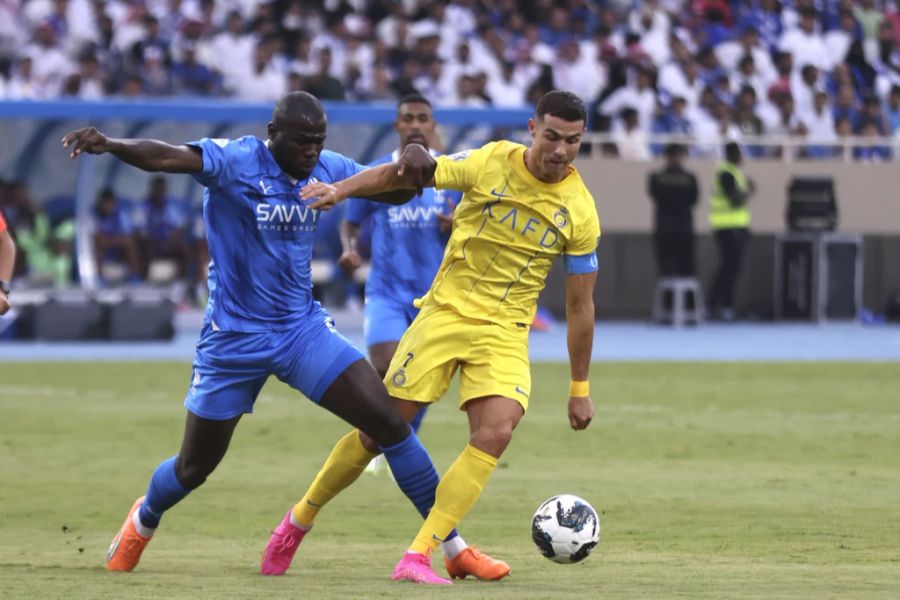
[344,152,461,307]
[188,136,365,332]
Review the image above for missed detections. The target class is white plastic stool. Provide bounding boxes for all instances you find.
[651,277,705,327]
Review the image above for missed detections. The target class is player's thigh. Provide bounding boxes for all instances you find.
[275,312,366,404]
[186,326,271,420]
[317,358,410,448]
[363,295,410,349]
[383,306,463,404]
[459,322,531,412]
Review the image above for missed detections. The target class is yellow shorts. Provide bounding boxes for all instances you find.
[384,303,531,411]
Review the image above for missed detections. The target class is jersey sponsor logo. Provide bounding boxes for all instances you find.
[480,201,561,249]
[387,205,444,227]
[255,203,320,232]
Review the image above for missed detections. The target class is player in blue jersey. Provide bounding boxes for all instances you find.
[339,94,460,475]
[61,92,449,574]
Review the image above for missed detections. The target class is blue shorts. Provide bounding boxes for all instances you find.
[363,295,420,347]
[184,307,365,420]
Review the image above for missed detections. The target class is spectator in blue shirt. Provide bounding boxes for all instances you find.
[92,188,141,283]
[738,0,784,51]
[171,43,220,96]
[134,176,190,280]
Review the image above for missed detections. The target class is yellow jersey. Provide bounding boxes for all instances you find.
[417,140,600,324]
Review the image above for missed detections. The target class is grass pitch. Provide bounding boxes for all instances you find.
[0,361,898,599]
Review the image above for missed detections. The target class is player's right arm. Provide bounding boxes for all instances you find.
[338,220,363,273]
[0,220,15,315]
[62,127,203,173]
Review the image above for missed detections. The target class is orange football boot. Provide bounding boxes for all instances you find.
[444,546,510,580]
[106,496,152,571]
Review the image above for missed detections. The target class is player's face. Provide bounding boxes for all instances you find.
[394,102,435,150]
[529,115,584,181]
[268,118,327,180]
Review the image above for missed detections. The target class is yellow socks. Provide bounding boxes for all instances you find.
[409,444,498,555]
[292,430,377,527]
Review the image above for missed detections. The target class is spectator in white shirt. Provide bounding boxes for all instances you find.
[375,1,410,49]
[658,58,704,109]
[613,106,651,160]
[801,90,837,143]
[289,36,317,78]
[779,7,832,74]
[231,37,286,102]
[487,60,526,107]
[716,27,777,85]
[25,22,73,97]
[209,10,254,93]
[414,57,456,106]
[7,54,44,99]
[599,66,658,132]
[792,64,823,119]
[825,10,860,67]
[552,40,605,106]
[75,52,107,99]
[731,53,769,102]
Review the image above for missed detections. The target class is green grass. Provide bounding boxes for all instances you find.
[1,362,898,599]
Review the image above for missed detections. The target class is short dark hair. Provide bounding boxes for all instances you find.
[397,93,431,109]
[664,143,686,158]
[535,90,586,123]
[724,141,742,162]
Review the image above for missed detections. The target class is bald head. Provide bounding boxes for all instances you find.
[268,92,329,180]
[273,91,326,129]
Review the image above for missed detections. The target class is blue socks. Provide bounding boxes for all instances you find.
[379,427,459,541]
[138,456,190,529]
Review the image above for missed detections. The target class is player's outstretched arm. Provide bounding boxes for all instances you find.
[337,220,363,273]
[61,127,203,173]
[303,144,437,210]
[565,270,597,431]
[0,230,15,315]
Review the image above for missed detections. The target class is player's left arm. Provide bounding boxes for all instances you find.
[565,269,597,431]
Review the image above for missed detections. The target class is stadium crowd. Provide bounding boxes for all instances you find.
[1,0,899,159]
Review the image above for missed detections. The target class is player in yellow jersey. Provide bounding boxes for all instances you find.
[262,91,599,585]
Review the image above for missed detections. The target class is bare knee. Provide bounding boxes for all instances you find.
[470,424,514,458]
[174,456,214,490]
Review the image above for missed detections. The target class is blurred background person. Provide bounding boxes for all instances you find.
[708,142,754,321]
[647,143,699,278]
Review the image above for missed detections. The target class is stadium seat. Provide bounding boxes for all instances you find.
[651,277,705,327]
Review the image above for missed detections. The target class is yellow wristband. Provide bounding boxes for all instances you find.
[569,380,589,397]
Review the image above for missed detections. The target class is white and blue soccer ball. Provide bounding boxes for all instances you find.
[531,494,600,564]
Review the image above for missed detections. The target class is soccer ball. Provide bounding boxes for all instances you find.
[531,494,600,564]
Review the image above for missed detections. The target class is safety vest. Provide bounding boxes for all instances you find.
[709,161,750,229]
